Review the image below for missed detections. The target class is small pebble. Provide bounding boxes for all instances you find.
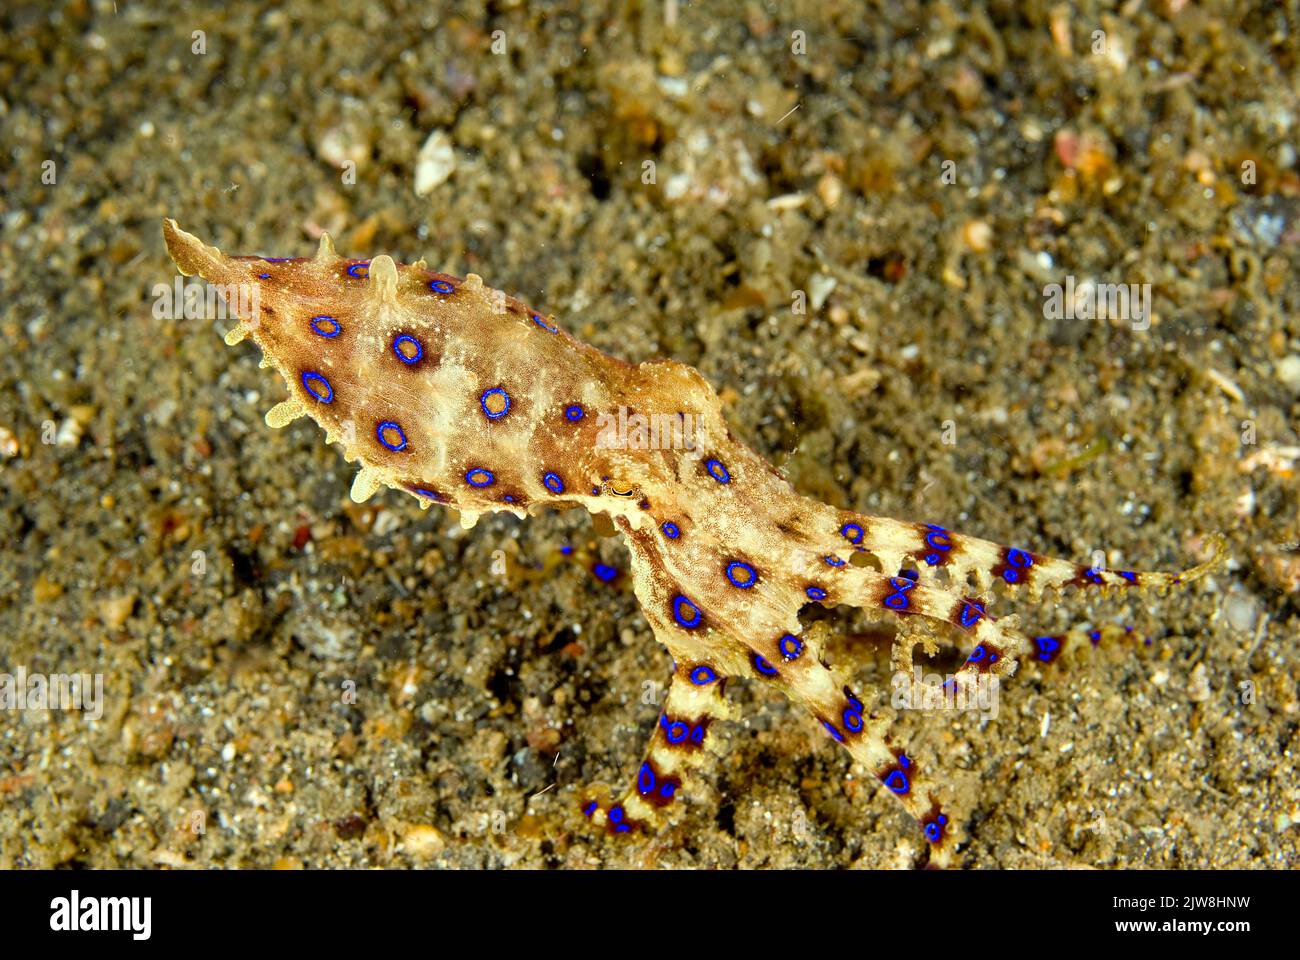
[1276,355,1300,393]
[402,824,446,859]
[414,130,456,196]
[99,593,136,629]
[1223,585,1259,633]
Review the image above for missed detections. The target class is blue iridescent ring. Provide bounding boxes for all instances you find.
[726,561,757,588]
[300,371,333,403]
[661,521,680,540]
[564,404,585,422]
[346,262,369,279]
[376,421,407,452]
[392,334,423,364]
[532,313,558,333]
[779,634,802,660]
[689,665,717,685]
[840,522,865,545]
[310,315,341,338]
[466,468,495,488]
[883,770,910,794]
[543,471,565,494]
[706,459,730,484]
[672,595,702,630]
[429,278,455,294]
[480,387,510,420]
[662,718,690,744]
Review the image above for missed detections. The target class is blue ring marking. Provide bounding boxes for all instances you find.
[300,371,334,403]
[842,707,864,732]
[542,471,565,494]
[883,576,916,610]
[560,544,573,555]
[726,561,757,588]
[1034,636,1061,662]
[924,524,953,554]
[661,717,690,744]
[883,769,910,794]
[564,404,585,422]
[593,563,617,583]
[637,763,655,794]
[672,595,702,630]
[689,665,717,686]
[532,313,558,332]
[661,521,680,539]
[392,333,423,364]
[660,782,676,800]
[705,459,730,484]
[309,315,341,338]
[480,387,510,420]
[412,487,443,502]
[466,467,495,488]
[690,725,705,744]
[429,278,454,294]
[898,753,911,769]
[608,805,630,833]
[376,421,407,452]
[823,554,845,567]
[346,262,369,279]
[821,719,845,743]
[924,818,946,843]
[753,654,778,677]
[779,634,802,660]
[582,801,597,817]
[958,600,985,629]
[258,272,271,279]
[967,645,987,663]
[840,522,865,545]
[1001,547,1034,583]
[806,585,827,601]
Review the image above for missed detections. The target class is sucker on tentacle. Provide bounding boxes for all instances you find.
[162,219,1226,865]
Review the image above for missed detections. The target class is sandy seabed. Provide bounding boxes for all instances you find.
[0,0,1296,868]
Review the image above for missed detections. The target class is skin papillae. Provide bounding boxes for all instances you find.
[162,218,1225,866]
